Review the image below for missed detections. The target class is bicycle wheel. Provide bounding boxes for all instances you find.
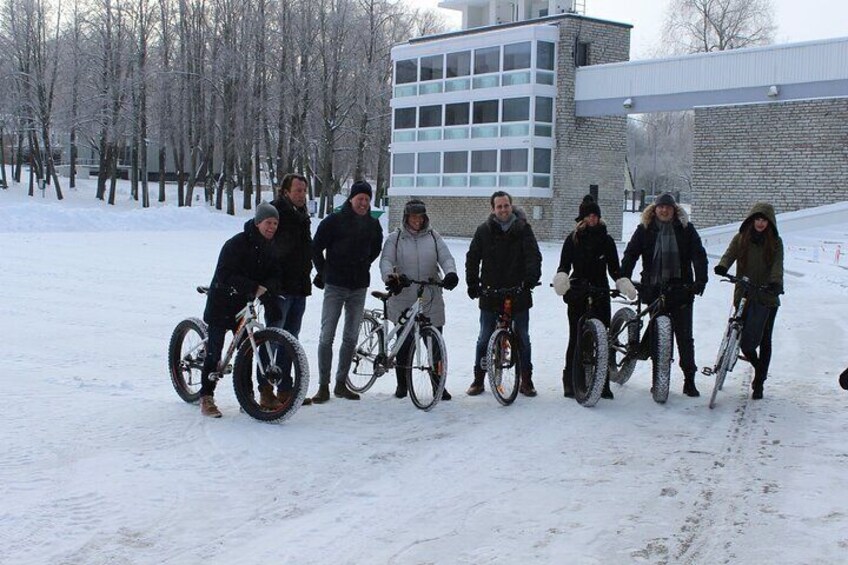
[651,315,673,404]
[608,307,639,385]
[406,326,447,411]
[709,326,739,409]
[573,318,609,407]
[347,311,382,393]
[168,317,208,403]
[486,328,521,406]
[232,328,309,422]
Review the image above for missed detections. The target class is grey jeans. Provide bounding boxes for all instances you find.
[318,284,368,386]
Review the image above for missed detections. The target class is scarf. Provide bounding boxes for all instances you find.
[651,219,681,285]
[494,213,517,233]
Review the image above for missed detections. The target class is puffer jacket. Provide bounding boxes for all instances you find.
[717,202,784,307]
[312,201,383,290]
[557,220,622,304]
[466,207,542,313]
[379,224,457,327]
[204,220,282,329]
[620,203,708,305]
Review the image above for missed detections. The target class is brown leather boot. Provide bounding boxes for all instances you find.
[200,395,222,418]
[259,384,283,410]
[519,371,537,397]
[466,367,486,396]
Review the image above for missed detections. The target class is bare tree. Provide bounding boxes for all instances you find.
[662,0,776,54]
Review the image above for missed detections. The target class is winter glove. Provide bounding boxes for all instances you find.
[467,285,480,300]
[552,272,571,296]
[442,272,459,290]
[312,273,324,290]
[386,274,410,295]
[615,277,638,301]
[693,281,706,296]
[714,265,728,277]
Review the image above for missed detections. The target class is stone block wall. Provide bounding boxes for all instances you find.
[694,97,848,227]
[551,19,630,242]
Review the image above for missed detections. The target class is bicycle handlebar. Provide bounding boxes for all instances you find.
[719,274,776,295]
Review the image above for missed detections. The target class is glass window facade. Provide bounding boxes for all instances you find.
[537,41,555,71]
[418,152,441,174]
[420,55,443,81]
[444,151,468,174]
[471,150,497,173]
[503,42,531,71]
[536,96,553,123]
[396,59,417,84]
[393,153,415,174]
[394,108,416,129]
[474,46,500,74]
[418,105,442,128]
[473,100,499,124]
[500,149,528,172]
[445,103,470,126]
[446,51,471,78]
[502,97,530,122]
[534,148,551,174]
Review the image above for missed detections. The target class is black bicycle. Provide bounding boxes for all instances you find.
[608,282,693,404]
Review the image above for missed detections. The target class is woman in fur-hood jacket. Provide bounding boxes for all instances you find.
[714,202,784,400]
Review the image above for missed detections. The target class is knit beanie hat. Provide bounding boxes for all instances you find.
[348,180,373,201]
[254,201,279,224]
[654,192,677,207]
[575,194,602,222]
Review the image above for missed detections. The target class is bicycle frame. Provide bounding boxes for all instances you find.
[367,281,437,371]
[203,295,273,382]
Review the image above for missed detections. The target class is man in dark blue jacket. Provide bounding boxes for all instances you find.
[199,202,282,417]
[465,191,542,397]
[620,192,708,397]
[311,180,383,403]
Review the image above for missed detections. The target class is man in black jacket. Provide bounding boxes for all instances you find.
[465,191,542,397]
[199,202,282,417]
[311,180,383,403]
[620,192,708,397]
[259,173,314,409]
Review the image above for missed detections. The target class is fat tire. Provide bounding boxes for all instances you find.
[347,312,382,393]
[232,328,309,422]
[651,315,672,404]
[168,317,208,403]
[407,326,448,411]
[487,329,521,406]
[573,318,609,407]
[608,308,639,385]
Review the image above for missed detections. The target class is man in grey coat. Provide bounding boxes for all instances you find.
[380,199,459,399]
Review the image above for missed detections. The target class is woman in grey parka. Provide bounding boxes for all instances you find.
[380,199,459,399]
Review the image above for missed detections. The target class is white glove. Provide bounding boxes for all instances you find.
[552,272,571,296]
[616,277,638,300]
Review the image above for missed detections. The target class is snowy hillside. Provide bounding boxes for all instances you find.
[2,182,847,564]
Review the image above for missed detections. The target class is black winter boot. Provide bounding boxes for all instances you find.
[311,383,330,404]
[562,368,575,398]
[467,367,486,396]
[683,374,700,397]
[752,367,766,400]
[394,371,408,398]
[601,376,614,400]
[334,381,360,400]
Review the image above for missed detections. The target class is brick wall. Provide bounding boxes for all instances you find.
[694,97,848,227]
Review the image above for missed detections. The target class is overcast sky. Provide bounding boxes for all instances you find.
[406,0,848,58]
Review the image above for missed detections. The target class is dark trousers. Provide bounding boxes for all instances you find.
[261,294,307,390]
[741,306,778,383]
[668,304,697,379]
[200,325,228,396]
[396,326,443,387]
[565,298,611,375]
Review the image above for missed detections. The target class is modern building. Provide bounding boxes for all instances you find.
[388,0,631,240]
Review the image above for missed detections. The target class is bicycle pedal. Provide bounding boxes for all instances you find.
[701,367,714,376]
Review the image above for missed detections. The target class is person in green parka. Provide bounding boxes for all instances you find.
[713,203,784,400]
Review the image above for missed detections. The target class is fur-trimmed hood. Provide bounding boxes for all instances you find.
[640,203,689,228]
[739,202,779,236]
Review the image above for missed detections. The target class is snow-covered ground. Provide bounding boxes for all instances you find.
[2,177,847,564]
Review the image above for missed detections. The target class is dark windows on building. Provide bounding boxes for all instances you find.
[473,100,499,123]
[537,41,555,70]
[535,97,553,123]
[394,107,416,129]
[393,153,415,174]
[503,42,531,71]
[500,149,528,172]
[471,150,497,172]
[534,148,551,174]
[474,46,500,74]
[446,51,471,77]
[420,55,444,81]
[575,41,591,67]
[445,102,470,125]
[444,151,468,174]
[418,105,442,128]
[502,97,530,122]
[418,152,441,174]
[396,59,417,84]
